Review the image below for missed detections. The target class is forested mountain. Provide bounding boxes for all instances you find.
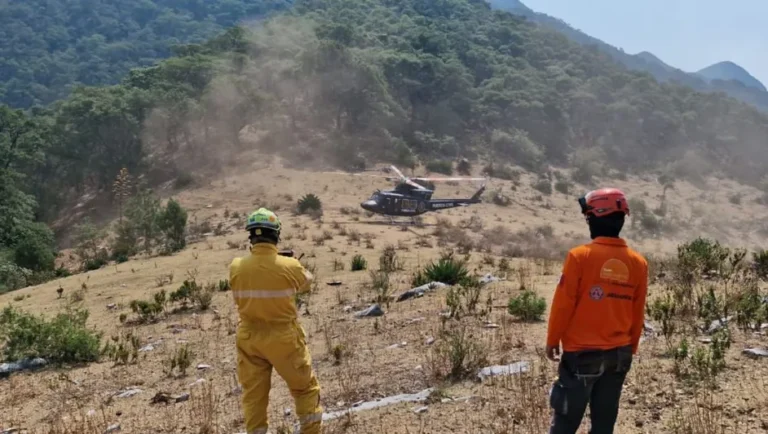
[0,0,291,108]
[488,0,768,112]
[697,61,767,91]
[5,0,768,289]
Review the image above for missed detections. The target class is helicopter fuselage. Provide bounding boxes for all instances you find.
[359,184,485,217]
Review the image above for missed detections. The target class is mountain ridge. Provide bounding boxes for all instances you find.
[489,0,768,111]
[697,61,767,92]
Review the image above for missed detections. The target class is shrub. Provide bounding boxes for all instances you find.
[532,178,552,195]
[129,299,164,323]
[74,219,108,270]
[191,284,214,310]
[676,238,731,280]
[157,199,188,253]
[507,290,547,321]
[673,329,730,386]
[430,325,488,381]
[350,254,367,271]
[752,250,768,280]
[379,245,401,272]
[174,172,195,190]
[0,305,101,364]
[170,279,207,309]
[0,261,31,293]
[647,293,677,352]
[369,270,391,303]
[490,189,511,207]
[482,163,521,181]
[11,221,56,272]
[554,179,572,195]
[411,266,430,287]
[456,159,471,175]
[639,213,662,234]
[490,129,544,170]
[165,344,193,377]
[734,284,766,332]
[297,194,323,215]
[218,279,231,292]
[570,147,605,184]
[426,160,453,175]
[102,333,140,365]
[421,253,469,285]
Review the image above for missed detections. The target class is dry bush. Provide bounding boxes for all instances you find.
[186,382,221,434]
[482,225,573,260]
[433,218,475,250]
[667,390,733,434]
[36,407,113,434]
[426,323,488,382]
[483,361,553,433]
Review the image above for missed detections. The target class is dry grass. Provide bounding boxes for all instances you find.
[3,161,768,433]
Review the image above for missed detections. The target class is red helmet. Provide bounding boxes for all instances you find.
[578,188,630,217]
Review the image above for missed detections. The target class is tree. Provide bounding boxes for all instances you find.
[113,168,133,222]
[11,221,56,272]
[124,190,161,253]
[158,199,188,253]
[0,106,46,246]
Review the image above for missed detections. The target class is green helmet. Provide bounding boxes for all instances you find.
[245,208,282,233]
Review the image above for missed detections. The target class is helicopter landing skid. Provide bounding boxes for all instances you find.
[373,215,417,226]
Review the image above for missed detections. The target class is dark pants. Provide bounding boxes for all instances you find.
[549,345,633,434]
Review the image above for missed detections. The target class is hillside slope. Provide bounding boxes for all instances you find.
[488,0,768,112]
[1,160,768,433]
[6,0,768,294]
[0,0,291,108]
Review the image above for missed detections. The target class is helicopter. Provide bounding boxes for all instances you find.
[359,166,487,218]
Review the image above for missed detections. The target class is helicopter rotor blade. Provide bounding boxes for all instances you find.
[411,177,487,182]
[405,179,426,189]
[390,165,407,182]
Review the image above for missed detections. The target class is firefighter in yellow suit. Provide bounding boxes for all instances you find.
[230,208,323,434]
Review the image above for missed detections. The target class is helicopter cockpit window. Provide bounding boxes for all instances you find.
[370,193,380,201]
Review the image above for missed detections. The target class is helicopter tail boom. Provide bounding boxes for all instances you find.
[470,184,486,203]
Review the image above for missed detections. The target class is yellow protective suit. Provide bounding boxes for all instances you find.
[230,243,322,434]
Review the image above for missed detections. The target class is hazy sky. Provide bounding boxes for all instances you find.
[522,0,768,85]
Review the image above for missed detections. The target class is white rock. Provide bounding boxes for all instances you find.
[116,388,141,399]
[323,388,435,421]
[477,362,531,380]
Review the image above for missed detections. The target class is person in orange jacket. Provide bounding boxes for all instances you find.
[546,188,648,434]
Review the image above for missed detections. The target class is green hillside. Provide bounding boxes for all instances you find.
[4,0,768,291]
[0,0,291,108]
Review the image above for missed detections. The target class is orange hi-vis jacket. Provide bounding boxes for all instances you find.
[546,237,648,354]
[229,243,313,324]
